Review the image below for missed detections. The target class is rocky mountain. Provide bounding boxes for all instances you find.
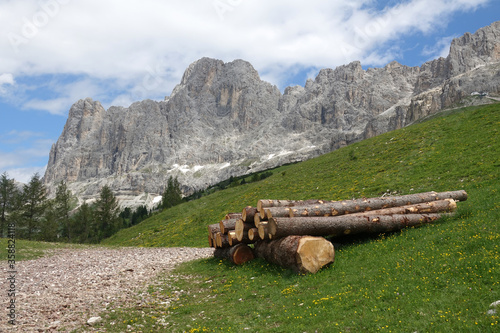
[43,21,500,208]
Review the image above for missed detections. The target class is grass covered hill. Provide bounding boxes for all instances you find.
[94,103,500,332]
[103,103,499,249]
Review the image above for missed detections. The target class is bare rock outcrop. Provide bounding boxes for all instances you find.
[43,21,500,207]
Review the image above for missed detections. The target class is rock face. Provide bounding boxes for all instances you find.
[43,21,500,207]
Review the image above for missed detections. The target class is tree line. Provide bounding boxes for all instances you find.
[0,172,183,243]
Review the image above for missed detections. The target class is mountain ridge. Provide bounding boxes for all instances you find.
[43,21,500,208]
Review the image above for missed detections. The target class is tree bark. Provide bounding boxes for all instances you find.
[214,243,255,265]
[225,212,242,220]
[228,230,253,246]
[257,199,337,211]
[219,218,239,234]
[242,206,259,223]
[288,191,466,218]
[269,213,447,238]
[262,207,293,219]
[352,199,456,216]
[254,236,334,274]
[208,223,221,247]
[216,232,230,248]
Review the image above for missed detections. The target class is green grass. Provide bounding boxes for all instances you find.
[93,103,499,331]
[0,239,98,261]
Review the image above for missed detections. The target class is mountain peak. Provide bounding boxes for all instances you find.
[44,21,500,208]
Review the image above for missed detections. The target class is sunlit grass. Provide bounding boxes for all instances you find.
[94,103,500,332]
[0,239,99,261]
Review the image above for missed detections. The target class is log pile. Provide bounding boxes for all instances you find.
[210,190,467,274]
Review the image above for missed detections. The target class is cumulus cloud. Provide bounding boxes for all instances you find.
[4,165,47,184]
[0,73,15,95]
[422,36,457,60]
[0,73,14,85]
[0,130,44,144]
[0,0,494,182]
[0,135,54,179]
[0,0,493,112]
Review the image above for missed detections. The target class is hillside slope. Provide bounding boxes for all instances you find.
[102,102,500,248]
[96,103,500,333]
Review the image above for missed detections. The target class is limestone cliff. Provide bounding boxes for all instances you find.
[43,21,500,207]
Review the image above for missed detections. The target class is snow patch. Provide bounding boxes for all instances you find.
[178,165,190,173]
[152,195,162,204]
[277,150,292,157]
[298,145,316,152]
[219,162,231,170]
[267,153,276,160]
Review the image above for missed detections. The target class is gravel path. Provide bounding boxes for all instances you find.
[1,247,214,332]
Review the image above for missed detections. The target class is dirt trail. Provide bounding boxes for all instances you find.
[1,247,213,332]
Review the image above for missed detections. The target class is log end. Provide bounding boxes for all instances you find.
[446,198,457,211]
[254,214,261,228]
[296,236,335,274]
[248,228,258,241]
[258,222,269,240]
[233,244,255,265]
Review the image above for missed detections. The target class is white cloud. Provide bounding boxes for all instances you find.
[422,36,457,60]
[0,0,494,114]
[0,0,494,183]
[0,73,14,86]
[0,130,44,144]
[0,138,54,170]
[4,165,47,184]
[0,73,15,94]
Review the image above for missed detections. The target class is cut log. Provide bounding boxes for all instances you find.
[248,228,259,241]
[225,212,242,220]
[208,223,221,247]
[235,219,254,241]
[216,232,230,248]
[228,231,237,246]
[214,243,255,265]
[254,214,262,228]
[254,236,334,274]
[269,213,447,238]
[352,199,457,216]
[288,190,467,218]
[257,222,272,240]
[219,218,239,234]
[242,206,259,223]
[257,199,336,211]
[228,230,253,246]
[263,207,293,219]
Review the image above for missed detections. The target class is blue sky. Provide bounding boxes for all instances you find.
[0,0,499,183]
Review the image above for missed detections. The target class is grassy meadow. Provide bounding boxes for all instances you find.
[7,103,498,332]
[0,238,95,261]
[91,103,500,332]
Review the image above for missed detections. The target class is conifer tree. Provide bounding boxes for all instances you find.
[40,200,59,242]
[20,173,47,240]
[54,180,72,242]
[94,185,122,241]
[162,176,183,209]
[73,202,93,243]
[0,172,17,238]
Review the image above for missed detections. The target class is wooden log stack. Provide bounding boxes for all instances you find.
[210,190,467,274]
